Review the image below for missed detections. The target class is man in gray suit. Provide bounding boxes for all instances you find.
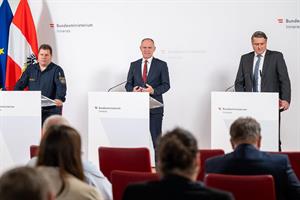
[234,31,291,150]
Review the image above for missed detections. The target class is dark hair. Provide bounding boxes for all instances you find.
[230,117,261,143]
[0,167,50,200]
[37,125,84,181]
[39,44,52,55]
[158,127,198,176]
[251,31,268,40]
[141,38,155,45]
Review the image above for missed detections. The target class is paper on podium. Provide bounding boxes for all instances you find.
[41,95,56,107]
[150,97,163,109]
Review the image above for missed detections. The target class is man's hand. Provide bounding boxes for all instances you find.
[142,84,154,95]
[279,99,290,111]
[54,99,63,107]
[133,86,142,92]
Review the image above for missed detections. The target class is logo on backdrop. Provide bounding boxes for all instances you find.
[277,17,300,29]
[49,23,94,33]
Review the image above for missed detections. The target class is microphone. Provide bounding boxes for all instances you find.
[107,80,127,92]
[225,78,245,92]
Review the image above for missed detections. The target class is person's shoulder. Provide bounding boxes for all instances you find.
[241,51,254,58]
[266,50,284,57]
[202,186,234,200]
[153,57,167,65]
[66,175,103,199]
[131,58,142,65]
[123,181,157,200]
[263,151,289,164]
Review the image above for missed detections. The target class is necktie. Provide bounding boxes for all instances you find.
[142,60,148,83]
[253,54,261,92]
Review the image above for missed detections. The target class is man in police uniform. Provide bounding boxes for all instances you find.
[15,44,66,124]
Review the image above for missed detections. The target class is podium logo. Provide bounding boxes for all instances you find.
[277,18,284,23]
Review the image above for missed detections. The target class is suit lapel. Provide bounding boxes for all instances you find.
[147,57,156,82]
[247,52,255,81]
[135,59,143,82]
[261,50,270,82]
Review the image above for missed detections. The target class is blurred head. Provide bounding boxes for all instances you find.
[37,125,84,181]
[230,117,262,149]
[43,115,70,134]
[140,38,156,59]
[0,167,53,200]
[157,127,199,181]
[38,44,52,67]
[251,31,267,55]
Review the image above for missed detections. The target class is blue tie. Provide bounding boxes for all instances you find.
[253,54,261,92]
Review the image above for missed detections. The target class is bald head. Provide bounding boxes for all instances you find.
[42,115,70,133]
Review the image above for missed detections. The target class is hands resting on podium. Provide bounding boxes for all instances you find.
[133,84,154,95]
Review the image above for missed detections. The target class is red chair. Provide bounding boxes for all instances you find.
[197,149,225,181]
[204,174,276,200]
[270,151,300,180]
[111,170,159,200]
[98,147,152,181]
[30,145,39,158]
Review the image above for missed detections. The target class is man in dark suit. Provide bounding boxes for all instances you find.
[125,38,170,149]
[234,31,291,150]
[205,117,300,200]
[122,127,233,200]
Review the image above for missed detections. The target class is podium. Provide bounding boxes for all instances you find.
[0,91,41,173]
[88,92,156,166]
[211,92,279,152]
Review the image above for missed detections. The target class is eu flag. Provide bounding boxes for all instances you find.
[0,0,13,89]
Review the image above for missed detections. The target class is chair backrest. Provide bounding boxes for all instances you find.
[270,151,300,180]
[111,170,159,200]
[204,173,276,200]
[197,149,225,181]
[30,145,39,158]
[98,147,152,181]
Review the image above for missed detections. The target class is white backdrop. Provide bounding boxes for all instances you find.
[4,0,300,156]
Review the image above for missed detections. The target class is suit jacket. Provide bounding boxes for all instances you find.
[235,50,291,103]
[122,174,233,200]
[205,144,300,200]
[125,58,170,114]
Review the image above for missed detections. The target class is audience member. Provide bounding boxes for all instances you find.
[27,115,112,200]
[37,125,102,200]
[205,117,300,200]
[0,166,54,200]
[122,127,233,200]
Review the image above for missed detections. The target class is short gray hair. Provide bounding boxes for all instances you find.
[230,117,261,143]
[43,115,70,133]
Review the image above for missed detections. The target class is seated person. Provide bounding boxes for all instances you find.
[28,115,112,200]
[37,125,103,200]
[0,166,54,200]
[122,127,233,200]
[205,117,300,200]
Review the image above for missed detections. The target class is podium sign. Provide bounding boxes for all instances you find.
[211,92,278,152]
[0,91,41,173]
[88,92,154,166]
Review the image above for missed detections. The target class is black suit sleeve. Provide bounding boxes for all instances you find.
[153,61,170,96]
[54,67,67,102]
[235,55,246,92]
[276,52,291,103]
[125,63,135,92]
[14,66,30,90]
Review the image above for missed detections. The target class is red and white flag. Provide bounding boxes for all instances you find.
[5,0,38,90]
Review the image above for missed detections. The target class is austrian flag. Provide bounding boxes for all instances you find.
[5,0,38,90]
